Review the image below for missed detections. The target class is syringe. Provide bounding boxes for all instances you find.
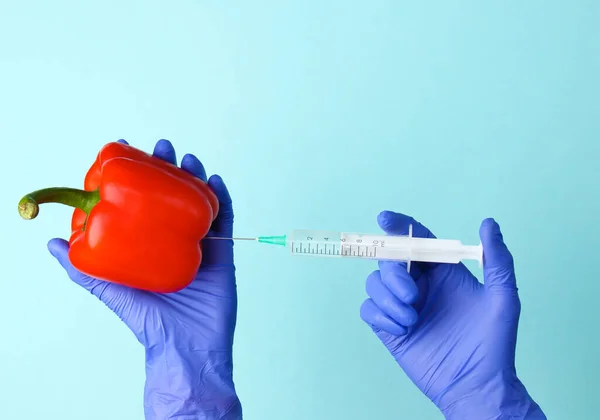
[207,226,483,270]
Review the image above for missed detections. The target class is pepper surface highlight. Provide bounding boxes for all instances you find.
[18,142,219,293]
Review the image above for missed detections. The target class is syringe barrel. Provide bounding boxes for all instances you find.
[400,237,482,264]
[287,229,482,265]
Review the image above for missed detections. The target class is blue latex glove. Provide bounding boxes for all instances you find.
[360,211,546,420]
[47,139,242,420]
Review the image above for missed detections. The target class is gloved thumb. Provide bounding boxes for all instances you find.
[47,238,93,287]
[47,238,135,317]
[480,218,518,296]
[201,174,235,266]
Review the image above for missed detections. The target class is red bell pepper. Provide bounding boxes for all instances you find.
[18,142,219,293]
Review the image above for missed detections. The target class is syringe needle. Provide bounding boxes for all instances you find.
[204,235,288,247]
[204,236,257,241]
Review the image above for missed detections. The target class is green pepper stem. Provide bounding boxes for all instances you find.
[18,187,100,220]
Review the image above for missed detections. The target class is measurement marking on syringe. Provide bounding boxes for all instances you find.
[292,242,385,258]
[339,245,378,258]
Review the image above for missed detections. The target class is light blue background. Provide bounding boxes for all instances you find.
[1,1,598,419]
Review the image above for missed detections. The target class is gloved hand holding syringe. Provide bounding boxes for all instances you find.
[206,226,483,272]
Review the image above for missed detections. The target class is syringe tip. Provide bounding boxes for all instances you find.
[257,235,288,247]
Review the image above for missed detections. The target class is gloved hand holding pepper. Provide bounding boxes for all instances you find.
[360,211,546,419]
[43,140,242,419]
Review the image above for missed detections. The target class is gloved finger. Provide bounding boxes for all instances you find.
[47,238,138,318]
[377,210,438,277]
[181,153,208,182]
[480,218,517,292]
[378,261,419,305]
[201,174,234,266]
[366,271,418,327]
[377,210,436,239]
[117,139,129,145]
[152,139,177,165]
[360,298,408,336]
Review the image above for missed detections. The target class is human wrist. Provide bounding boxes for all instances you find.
[144,346,242,420]
[436,374,545,420]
